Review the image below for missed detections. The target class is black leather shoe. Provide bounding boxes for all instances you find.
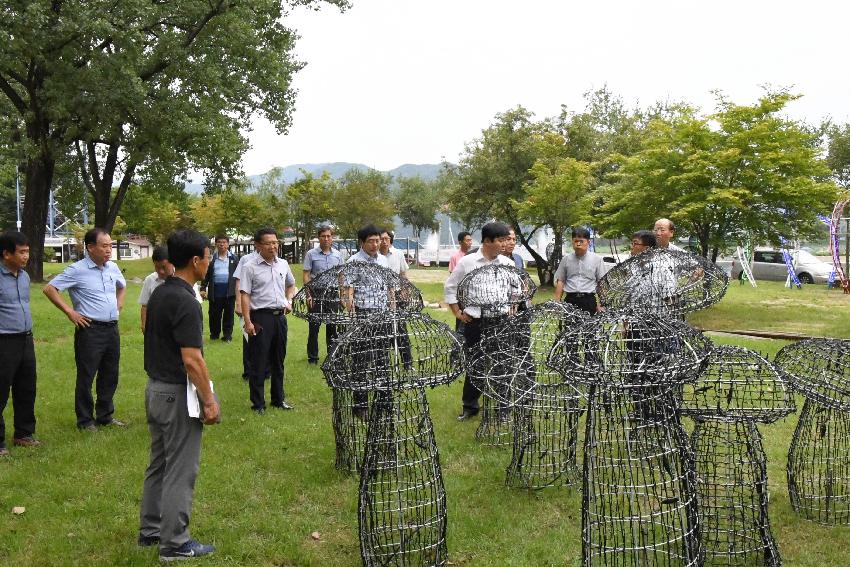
[272,401,294,410]
[138,535,160,547]
[456,410,479,422]
[252,407,266,415]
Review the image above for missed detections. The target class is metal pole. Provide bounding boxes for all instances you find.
[845,218,849,279]
[48,189,55,237]
[15,170,22,230]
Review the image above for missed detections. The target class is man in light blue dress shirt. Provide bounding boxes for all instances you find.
[302,225,343,364]
[43,228,127,431]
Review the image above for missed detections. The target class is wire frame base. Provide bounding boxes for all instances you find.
[692,419,781,566]
[332,388,370,473]
[582,386,701,566]
[475,394,514,447]
[787,398,850,525]
[359,389,448,567]
[506,384,584,490]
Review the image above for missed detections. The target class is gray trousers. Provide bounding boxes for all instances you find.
[139,378,203,550]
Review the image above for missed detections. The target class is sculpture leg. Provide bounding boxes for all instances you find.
[692,419,781,566]
[332,388,370,473]
[582,387,701,566]
[359,388,448,566]
[788,398,850,525]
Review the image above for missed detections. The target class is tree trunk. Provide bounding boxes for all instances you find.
[507,217,548,284]
[22,153,56,282]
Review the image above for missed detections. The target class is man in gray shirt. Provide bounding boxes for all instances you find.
[303,225,342,365]
[554,227,605,315]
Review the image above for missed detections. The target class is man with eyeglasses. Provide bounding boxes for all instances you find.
[239,228,297,414]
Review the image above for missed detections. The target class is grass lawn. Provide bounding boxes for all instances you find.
[1,261,849,566]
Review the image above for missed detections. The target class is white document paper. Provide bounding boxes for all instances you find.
[187,378,215,418]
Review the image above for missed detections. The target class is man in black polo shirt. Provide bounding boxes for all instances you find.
[138,230,220,561]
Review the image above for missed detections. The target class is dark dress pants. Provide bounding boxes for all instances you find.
[247,311,288,410]
[0,333,37,442]
[461,318,502,414]
[307,320,338,363]
[74,324,120,427]
[564,293,598,316]
[208,295,236,340]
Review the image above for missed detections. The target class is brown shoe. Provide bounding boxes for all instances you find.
[13,436,41,448]
[0,446,9,457]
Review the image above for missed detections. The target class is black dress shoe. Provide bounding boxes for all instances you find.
[252,407,266,415]
[272,401,294,410]
[456,410,479,422]
[138,535,160,547]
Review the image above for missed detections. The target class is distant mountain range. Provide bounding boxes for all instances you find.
[184,162,444,194]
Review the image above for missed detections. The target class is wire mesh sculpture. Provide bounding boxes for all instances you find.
[548,310,712,566]
[456,264,536,445]
[681,346,795,566]
[597,248,729,317]
[473,301,590,488]
[775,338,850,525]
[323,312,465,567]
[293,262,424,473]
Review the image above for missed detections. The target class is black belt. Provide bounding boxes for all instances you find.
[565,292,595,298]
[88,320,118,327]
[0,331,32,338]
[252,308,285,316]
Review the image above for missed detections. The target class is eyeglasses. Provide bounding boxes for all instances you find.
[260,240,279,246]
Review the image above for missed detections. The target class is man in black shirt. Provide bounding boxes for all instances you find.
[138,230,220,561]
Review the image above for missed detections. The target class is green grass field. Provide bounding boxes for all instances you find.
[1,261,849,566]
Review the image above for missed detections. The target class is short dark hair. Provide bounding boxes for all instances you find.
[214,234,229,243]
[571,227,591,240]
[0,231,29,255]
[357,224,382,243]
[167,230,209,269]
[632,230,657,248]
[317,225,334,237]
[254,227,277,242]
[152,246,169,263]
[481,222,510,243]
[84,227,109,247]
[380,229,395,243]
[458,231,471,243]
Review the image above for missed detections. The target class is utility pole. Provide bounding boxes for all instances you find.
[15,169,21,230]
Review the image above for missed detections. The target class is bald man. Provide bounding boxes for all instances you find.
[653,218,683,252]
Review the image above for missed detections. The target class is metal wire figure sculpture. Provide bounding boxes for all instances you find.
[457,264,536,445]
[548,310,712,566]
[775,338,850,525]
[293,262,424,473]
[474,301,590,488]
[681,346,795,566]
[323,312,465,567]
[597,248,729,317]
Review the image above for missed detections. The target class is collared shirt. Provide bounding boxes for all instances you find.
[138,272,166,306]
[212,252,231,284]
[444,251,514,318]
[347,248,392,310]
[555,251,605,294]
[448,250,466,273]
[144,277,203,385]
[233,251,258,281]
[382,247,408,276]
[348,249,390,268]
[303,246,343,277]
[240,255,296,311]
[661,242,684,252]
[0,263,32,334]
[49,257,126,321]
[510,252,524,269]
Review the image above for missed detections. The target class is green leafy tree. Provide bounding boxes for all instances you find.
[285,170,337,253]
[826,123,850,190]
[334,168,395,246]
[593,92,839,260]
[0,0,348,279]
[447,107,551,280]
[395,175,440,263]
[513,136,595,282]
[190,181,264,238]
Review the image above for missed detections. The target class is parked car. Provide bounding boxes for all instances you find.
[730,249,833,284]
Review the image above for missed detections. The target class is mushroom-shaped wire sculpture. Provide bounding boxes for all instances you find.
[597,248,729,317]
[456,263,536,445]
[548,310,712,567]
[292,262,424,473]
[774,338,850,525]
[681,346,795,566]
[322,312,465,567]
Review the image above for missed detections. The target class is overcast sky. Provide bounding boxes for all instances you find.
[236,0,850,176]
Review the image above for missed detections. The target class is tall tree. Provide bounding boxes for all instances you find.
[447,107,551,280]
[395,175,440,263]
[0,0,348,280]
[826,123,850,191]
[593,92,838,260]
[334,168,396,245]
[284,170,337,252]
